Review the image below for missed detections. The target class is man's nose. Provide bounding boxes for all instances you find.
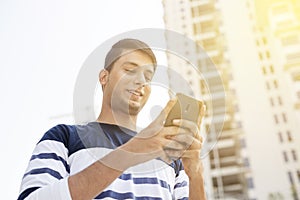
[134,71,147,86]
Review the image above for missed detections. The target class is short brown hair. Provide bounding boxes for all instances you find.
[104,39,157,72]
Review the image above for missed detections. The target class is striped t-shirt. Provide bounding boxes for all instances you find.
[18,122,189,200]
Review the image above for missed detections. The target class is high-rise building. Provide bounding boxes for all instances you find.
[267,1,300,200]
[268,1,300,116]
[162,0,300,199]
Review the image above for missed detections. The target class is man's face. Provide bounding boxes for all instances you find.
[102,50,155,116]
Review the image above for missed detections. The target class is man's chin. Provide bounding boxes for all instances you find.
[128,100,143,115]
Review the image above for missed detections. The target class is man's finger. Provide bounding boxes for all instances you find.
[172,119,200,138]
[181,149,201,159]
[155,99,177,124]
[163,139,187,150]
[159,151,173,164]
[164,149,184,160]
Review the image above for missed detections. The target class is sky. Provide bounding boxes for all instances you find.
[0,0,167,198]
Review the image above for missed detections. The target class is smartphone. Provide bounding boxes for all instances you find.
[164,93,204,126]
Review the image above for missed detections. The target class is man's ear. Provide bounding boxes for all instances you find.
[99,69,109,87]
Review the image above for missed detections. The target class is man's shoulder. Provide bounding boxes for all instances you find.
[39,122,98,142]
[36,124,77,151]
[37,122,99,155]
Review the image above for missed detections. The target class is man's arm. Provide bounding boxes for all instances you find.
[68,147,139,200]
[189,170,206,200]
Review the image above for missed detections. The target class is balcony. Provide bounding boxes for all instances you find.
[190,0,215,8]
[220,128,243,139]
[207,49,220,58]
[216,138,235,149]
[295,101,300,109]
[211,166,243,177]
[223,184,243,192]
[195,31,218,41]
[201,69,222,79]
[210,155,242,168]
[284,51,300,70]
[202,89,225,101]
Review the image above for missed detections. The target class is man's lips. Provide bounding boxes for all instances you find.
[127,89,144,98]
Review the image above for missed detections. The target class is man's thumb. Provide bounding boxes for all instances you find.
[156,99,177,123]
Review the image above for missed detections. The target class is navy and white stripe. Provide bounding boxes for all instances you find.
[18,122,189,199]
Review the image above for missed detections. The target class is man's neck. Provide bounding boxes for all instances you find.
[97,107,137,131]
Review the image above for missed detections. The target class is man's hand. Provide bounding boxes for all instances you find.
[119,100,199,166]
[164,104,206,176]
[119,99,206,171]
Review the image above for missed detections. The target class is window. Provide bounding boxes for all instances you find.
[278,97,282,105]
[293,73,300,82]
[282,113,287,123]
[240,138,246,148]
[266,82,270,90]
[244,157,250,167]
[274,114,279,124]
[237,121,242,128]
[270,65,274,74]
[231,89,236,95]
[249,13,253,20]
[292,150,297,161]
[297,91,300,99]
[263,37,267,45]
[266,51,270,59]
[259,53,263,60]
[256,40,260,46]
[262,67,267,75]
[283,151,288,162]
[288,171,294,184]
[287,131,293,142]
[193,23,201,35]
[274,80,278,88]
[270,98,274,107]
[278,132,283,143]
[246,1,250,8]
[247,177,254,189]
[234,104,239,112]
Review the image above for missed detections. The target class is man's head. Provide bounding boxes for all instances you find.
[99,39,157,117]
[104,39,157,72]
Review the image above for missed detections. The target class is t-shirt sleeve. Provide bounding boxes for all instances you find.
[173,160,189,200]
[17,124,73,200]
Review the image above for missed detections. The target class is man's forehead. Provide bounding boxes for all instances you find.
[118,50,155,66]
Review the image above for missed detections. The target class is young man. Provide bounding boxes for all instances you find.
[18,39,206,200]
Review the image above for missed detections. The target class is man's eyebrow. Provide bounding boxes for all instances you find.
[122,61,139,67]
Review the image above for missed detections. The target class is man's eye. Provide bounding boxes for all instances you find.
[125,69,135,73]
[145,76,152,82]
